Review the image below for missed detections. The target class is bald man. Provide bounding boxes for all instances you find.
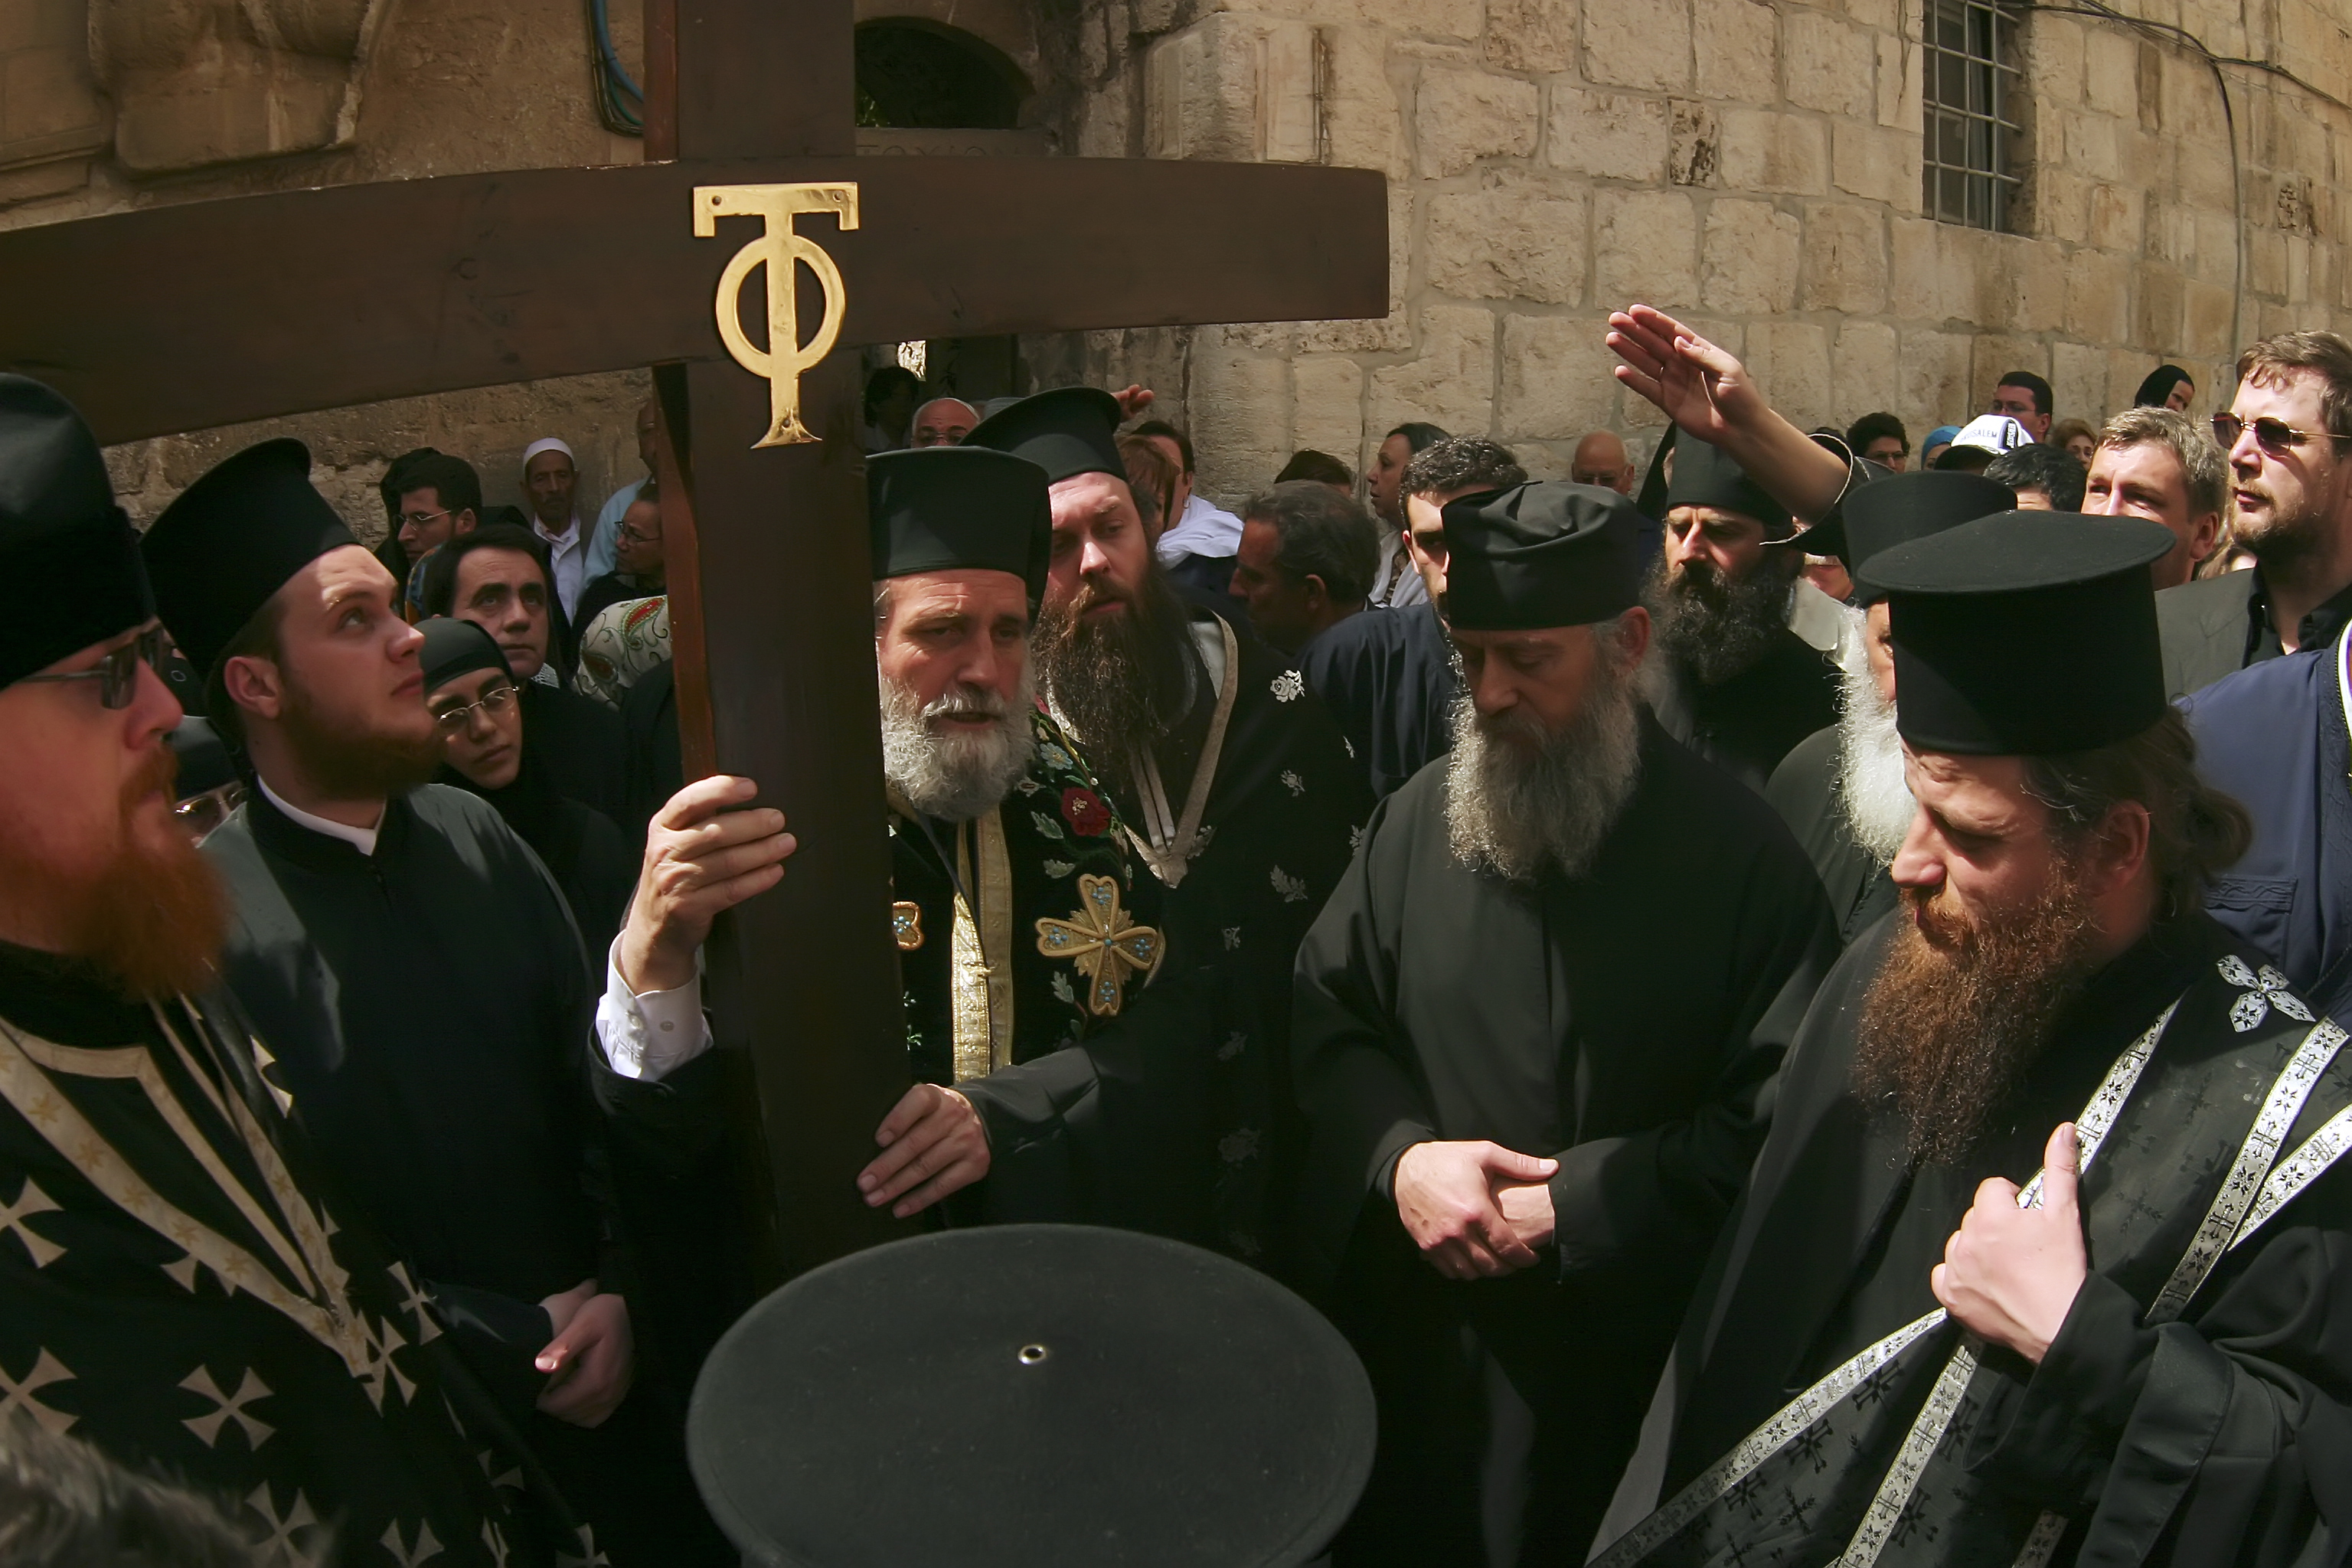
[1570,430,1637,494]
[909,397,981,447]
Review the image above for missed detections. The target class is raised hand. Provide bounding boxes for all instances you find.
[617,774,796,995]
[1931,1122,2090,1363]
[1393,1140,1560,1280]
[1606,305,1764,444]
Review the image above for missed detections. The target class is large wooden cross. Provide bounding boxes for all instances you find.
[0,0,1383,1279]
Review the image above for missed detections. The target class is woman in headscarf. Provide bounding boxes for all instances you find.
[2135,362,2196,410]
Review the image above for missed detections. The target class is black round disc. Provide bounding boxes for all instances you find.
[686,1224,1375,1567]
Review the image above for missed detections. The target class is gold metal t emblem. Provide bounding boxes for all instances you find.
[692,183,860,448]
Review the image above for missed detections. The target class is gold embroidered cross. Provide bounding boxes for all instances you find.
[1035,875,1164,1018]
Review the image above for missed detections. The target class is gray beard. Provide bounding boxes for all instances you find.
[877,668,1039,823]
[1443,660,1644,884]
[1648,554,1795,686]
[1836,656,1913,864]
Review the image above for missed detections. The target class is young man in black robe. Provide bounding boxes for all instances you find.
[1596,511,2352,1568]
[1762,472,2015,946]
[969,388,1372,1259]
[1300,437,1526,800]
[139,441,729,1567]
[1291,480,1839,1565]
[0,375,541,1565]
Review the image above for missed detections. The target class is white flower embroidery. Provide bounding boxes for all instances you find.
[1043,858,1077,879]
[1281,769,1305,796]
[1222,926,1243,950]
[1269,671,1305,703]
[1348,825,1364,852]
[1039,743,1076,772]
[2219,956,2314,1033]
[1217,1031,1248,1061]
[1219,1129,1263,1164]
[1270,866,1308,903]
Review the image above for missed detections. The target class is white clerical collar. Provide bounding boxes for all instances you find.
[256,775,384,857]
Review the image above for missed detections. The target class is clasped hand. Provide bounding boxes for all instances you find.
[1931,1122,2089,1364]
[535,1279,634,1428]
[1393,1140,1560,1281]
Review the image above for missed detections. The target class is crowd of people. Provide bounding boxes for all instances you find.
[5,297,2352,1566]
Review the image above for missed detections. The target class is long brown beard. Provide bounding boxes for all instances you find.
[1647,552,1797,686]
[277,668,442,802]
[0,746,230,1001]
[1852,860,2099,1165]
[1032,560,1197,792]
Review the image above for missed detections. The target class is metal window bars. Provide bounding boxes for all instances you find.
[1922,0,2024,230]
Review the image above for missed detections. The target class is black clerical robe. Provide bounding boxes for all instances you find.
[1764,724,1896,946]
[445,762,639,965]
[204,785,719,1566]
[1597,912,2352,1567]
[1298,599,1462,801]
[518,679,628,823]
[1292,714,1838,1564]
[1081,610,1374,1262]
[1648,629,1839,794]
[0,944,547,1565]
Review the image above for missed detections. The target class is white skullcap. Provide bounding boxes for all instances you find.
[521,437,576,467]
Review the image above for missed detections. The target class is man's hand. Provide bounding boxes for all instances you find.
[617,775,796,995]
[1606,305,1768,447]
[1495,1178,1557,1253]
[535,1285,635,1427]
[1111,384,1156,420]
[1393,1141,1560,1281]
[1931,1123,2089,1364]
[859,1083,991,1218]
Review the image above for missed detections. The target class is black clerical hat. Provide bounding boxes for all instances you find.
[0,375,152,690]
[417,616,511,692]
[868,446,1052,607]
[1442,481,1649,631]
[1664,436,1792,537]
[688,1225,1375,1568]
[1772,471,2016,597]
[963,387,1126,485]
[1860,511,2174,756]
[168,717,237,799]
[142,439,358,679]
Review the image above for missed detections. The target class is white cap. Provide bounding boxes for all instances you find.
[521,437,576,468]
[1949,414,2032,456]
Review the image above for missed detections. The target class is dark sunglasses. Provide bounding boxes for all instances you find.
[2212,411,2351,456]
[18,625,169,709]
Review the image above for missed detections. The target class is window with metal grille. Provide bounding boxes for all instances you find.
[1922,0,2023,230]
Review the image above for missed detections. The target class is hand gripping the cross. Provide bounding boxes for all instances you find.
[1393,1141,1561,1281]
[858,1083,990,1220]
[616,776,799,996]
[1932,1122,2091,1364]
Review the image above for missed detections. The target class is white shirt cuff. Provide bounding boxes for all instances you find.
[595,936,713,1082]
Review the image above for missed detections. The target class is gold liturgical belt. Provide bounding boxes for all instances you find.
[949,812,1016,1083]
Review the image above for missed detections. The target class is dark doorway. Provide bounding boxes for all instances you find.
[855,21,1029,129]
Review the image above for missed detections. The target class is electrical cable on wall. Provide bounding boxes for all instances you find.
[589,0,645,135]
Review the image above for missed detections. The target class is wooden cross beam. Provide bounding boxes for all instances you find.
[0,0,1386,1279]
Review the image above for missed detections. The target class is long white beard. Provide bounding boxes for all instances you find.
[1835,655,1913,864]
[1443,662,1644,884]
[878,668,1039,822]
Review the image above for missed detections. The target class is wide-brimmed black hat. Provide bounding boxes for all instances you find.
[1773,471,2016,599]
[963,387,1125,485]
[142,439,358,679]
[1442,481,1650,632]
[868,446,1052,608]
[1860,511,2174,755]
[1663,435,1792,537]
[417,616,511,693]
[0,375,152,689]
[688,1225,1375,1567]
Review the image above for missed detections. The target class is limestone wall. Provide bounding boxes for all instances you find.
[1039,0,2352,504]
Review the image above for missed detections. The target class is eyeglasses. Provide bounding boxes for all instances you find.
[432,683,518,733]
[618,524,662,547]
[17,625,168,709]
[174,781,247,841]
[398,507,452,529]
[2212,411,2352,456]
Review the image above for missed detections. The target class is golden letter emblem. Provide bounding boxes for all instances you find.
[693,182,859,448]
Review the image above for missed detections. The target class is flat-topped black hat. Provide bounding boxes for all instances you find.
[1860,511,2174,755]
[688,1225,1375,1568]
[142,439,358,679]
[1442,481,1649,632]
[0,375,152,689]
[1664,435,1792,537]
[868,446,1053,608]
[1772,471,2016,597]
[417,616,511,693]
[963,387,1126,485]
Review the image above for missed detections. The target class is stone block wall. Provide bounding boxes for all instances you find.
[1037,0,2352,504]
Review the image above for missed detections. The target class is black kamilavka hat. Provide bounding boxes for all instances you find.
[417,616,511,693]
[1442,481,1650,632]
[142,439,358,678]
[868,446,1053,607]
[1860,511,2174,755]
[1775,471,2017,598]
[0,375,152,689]
[964,387,1126,485]
[1663,435,1792,537]
[688,1225,1375,1568]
